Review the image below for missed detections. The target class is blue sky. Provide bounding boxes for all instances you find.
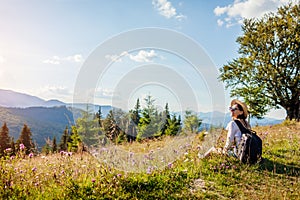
[0,0,293,119]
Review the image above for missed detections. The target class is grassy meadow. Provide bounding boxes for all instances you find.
[1,121,299,199]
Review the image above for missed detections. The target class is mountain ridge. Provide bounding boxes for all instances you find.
[0,89,284,148]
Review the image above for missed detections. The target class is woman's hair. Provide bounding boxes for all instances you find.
[235,103,246,120]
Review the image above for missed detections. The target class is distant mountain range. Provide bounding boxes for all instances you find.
[0,89,66,108]
[0,89,284,149]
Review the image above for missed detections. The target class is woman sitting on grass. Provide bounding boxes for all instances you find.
[222,99,250,157]
[203,99,250,158]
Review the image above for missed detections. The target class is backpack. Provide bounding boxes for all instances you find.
[234,120,262,164]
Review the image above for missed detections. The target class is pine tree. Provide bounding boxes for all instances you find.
[10,137,16,156]
[0,122,11,156]
[137,95,161,140]
[59,126,69,151]
[76,105,99,146]
[102,110,122,142]
[183,111,201,134]
[52,136,57,153]
[127,99,141,141]
[17,124,35,154]
[96,106,102,128]
[161,103,171,136]
[68,126,82,152]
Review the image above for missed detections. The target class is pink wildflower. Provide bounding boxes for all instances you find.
[20,143,25,150]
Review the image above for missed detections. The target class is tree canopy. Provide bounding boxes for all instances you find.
[219,3,300,120]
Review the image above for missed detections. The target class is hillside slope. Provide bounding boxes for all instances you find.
[0,106,75,148]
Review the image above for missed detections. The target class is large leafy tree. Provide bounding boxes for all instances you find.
[219,3,300,120]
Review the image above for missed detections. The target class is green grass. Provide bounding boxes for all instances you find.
[1,122,299,199]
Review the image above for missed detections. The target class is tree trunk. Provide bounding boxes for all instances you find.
[285,103,300,121]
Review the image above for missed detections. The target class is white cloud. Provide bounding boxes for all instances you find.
[34,85,72,102]
[152,0,186,21]
[43,54,83,65]
[40,85,70,95]
[217,19,224,26]
[129,50,157,63]
[105,51,128,63]
[95,88,114,99]
[65,54,83,63]
[105,50,158,63]
[43,56,61,65]
[214,0,293,27]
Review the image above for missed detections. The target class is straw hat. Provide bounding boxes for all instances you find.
[231,99,248,119]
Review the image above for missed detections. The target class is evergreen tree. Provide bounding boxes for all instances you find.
[102,110,123,143]
[183,110,201,134]
[59,126,69,151]
[131,98,141,125]
[76,105,99,147]
[0,122,11,156]
[41,143,51,155]
[165,115,181,136]
[17,124,35,154]
[95,106,102,128]
[52,136,57,153]
[10,137,16,156]
[161,103,171,136]
[137,95,162,141]
[127,99,141,141]
[68,126,82,152]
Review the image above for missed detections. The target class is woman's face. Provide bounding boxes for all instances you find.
[230,104,244,118]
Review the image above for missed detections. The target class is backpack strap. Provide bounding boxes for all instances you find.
[234,120,251,134]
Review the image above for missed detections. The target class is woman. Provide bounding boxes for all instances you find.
[223,99,250,156]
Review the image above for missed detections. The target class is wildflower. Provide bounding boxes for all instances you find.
[264,131,269,135]
[5,148,12,153]
[32,167,37,172]
[29,153,34,158]
[117,173,122,177]
[92,178,96,183]
[146,166,152,174]
[168,162,173,168]
[129,152,134,158]
[20,143,25,150]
